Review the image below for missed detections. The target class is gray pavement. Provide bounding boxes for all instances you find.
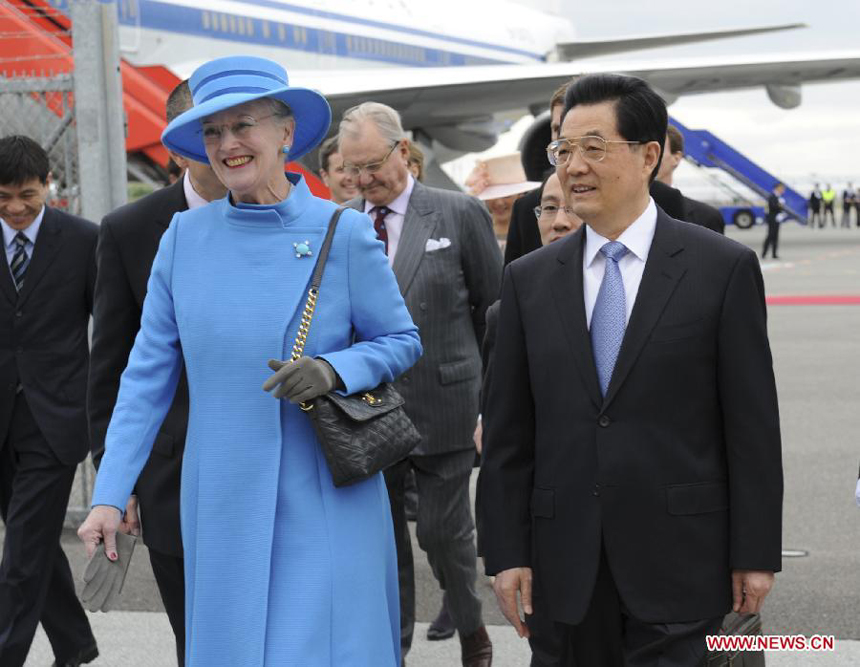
[7,222,860,665]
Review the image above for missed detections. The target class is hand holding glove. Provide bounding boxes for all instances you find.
[81,531,137,612]
[262,356,339,403]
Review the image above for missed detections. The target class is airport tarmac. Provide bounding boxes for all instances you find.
[4,221,860,666]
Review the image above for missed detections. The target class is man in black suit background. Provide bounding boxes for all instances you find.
[480,74,783,666]
[0,136,99,667]
[656,125,725,234]
[87,80,226,666]
[761,183,785,260]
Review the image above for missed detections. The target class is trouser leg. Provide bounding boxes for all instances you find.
[384,457,415,656]
[148,548,186,666]
[412,450,483,637]
[0,394,93,667]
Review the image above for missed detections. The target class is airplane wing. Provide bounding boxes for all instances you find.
[552,24,805,60]
[294,50,860,151]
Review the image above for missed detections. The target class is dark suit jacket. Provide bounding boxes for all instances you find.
[684,197,725,234]
[348,180,502,455]
[0,207,97,465]
[88,180,189,556]
[504,188,541,265]
[479,211,783,625]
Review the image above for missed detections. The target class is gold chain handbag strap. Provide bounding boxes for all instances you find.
[290,287,318,361]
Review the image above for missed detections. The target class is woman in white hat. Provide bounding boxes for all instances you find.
[78,56,421,666]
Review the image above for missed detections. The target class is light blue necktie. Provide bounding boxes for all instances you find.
[591,241,629,396]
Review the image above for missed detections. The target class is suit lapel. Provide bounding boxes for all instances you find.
[391,182,437,295]
[601,213,686,409]
[550,229,602,410]
[16,207,63,306]
[0,243,15,304]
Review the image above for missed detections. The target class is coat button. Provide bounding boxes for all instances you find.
[419,302,427,311]
[593,484,600,497]
[598,415,611,428]
[15,310,22,317]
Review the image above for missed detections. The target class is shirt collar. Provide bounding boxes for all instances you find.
[363,174,415,216]
[584,198,657,267]
[2,206,45,250]
[182,170,210,210]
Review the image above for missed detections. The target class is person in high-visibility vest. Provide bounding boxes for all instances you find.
[822,184,837,226]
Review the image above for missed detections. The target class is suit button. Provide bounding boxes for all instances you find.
[402,375,410,383]
[593,484,600,497]
[598,415,611,428]
[419,302,427,311]
[15,310,22,318]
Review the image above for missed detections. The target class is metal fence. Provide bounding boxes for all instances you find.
[0,72,94,524]
[0,73,81,215]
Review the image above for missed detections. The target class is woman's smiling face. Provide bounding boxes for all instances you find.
[202,99,295,204]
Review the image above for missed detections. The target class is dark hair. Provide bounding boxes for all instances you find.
[167,158,182,177]
[166,80,193,124]
[562,73,667,183]
[666,125,684,155]
[318,136,339,173]
[0,135,50,186]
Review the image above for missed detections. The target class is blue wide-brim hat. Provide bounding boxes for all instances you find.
[161,55,331,163]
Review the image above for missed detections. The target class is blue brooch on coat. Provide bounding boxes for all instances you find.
[293,240,313,258]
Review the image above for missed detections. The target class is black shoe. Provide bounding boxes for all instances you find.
[427,597,456,641]
[52,642,99,667]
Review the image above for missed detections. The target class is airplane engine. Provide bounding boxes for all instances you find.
[766,84,802,109]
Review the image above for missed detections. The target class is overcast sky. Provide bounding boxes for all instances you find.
[546,0,860,192]
[447,0,860,196]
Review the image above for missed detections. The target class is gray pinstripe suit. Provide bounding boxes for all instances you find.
[348,180,502,654]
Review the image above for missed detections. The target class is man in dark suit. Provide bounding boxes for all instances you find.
[504,82,567,265]
[0,136,99,667]
[480,74,783,666]
[87,81,226,666]
[656,125,725,234]
[339,102,502,667]
[762,183,785,260]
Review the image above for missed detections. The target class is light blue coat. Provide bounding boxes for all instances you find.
[93,174,422,666]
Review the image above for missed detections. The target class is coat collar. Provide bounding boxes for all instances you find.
[550,210,686,411]
[601,210,686,409]
[348,180,438,295]
[14,206,63,306]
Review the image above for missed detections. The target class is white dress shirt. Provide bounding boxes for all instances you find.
[2,206,45,268]
[583,198,657,329]
[183,170,210,210]
[364,174,415,266]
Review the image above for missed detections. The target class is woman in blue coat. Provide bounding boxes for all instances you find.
[78,55,422,666]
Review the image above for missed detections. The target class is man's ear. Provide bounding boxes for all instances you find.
[642,141,663,177]
[168,151,189,171]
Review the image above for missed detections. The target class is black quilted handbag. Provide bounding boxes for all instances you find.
[291,207,422,487]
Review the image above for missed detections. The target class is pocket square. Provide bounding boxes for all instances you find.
[425,237,452,252]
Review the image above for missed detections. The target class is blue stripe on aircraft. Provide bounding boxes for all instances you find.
[47,0,542,67]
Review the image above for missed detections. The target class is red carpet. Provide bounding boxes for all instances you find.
[767,295,860,305]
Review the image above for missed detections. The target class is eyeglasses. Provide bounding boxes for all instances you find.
[533,204,577,220]
[199,113,278,144]
[342,142,399,178]
[546,136,645,166]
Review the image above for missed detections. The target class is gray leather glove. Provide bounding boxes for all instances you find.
[262,356,338,403]
[81,531,136,612]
